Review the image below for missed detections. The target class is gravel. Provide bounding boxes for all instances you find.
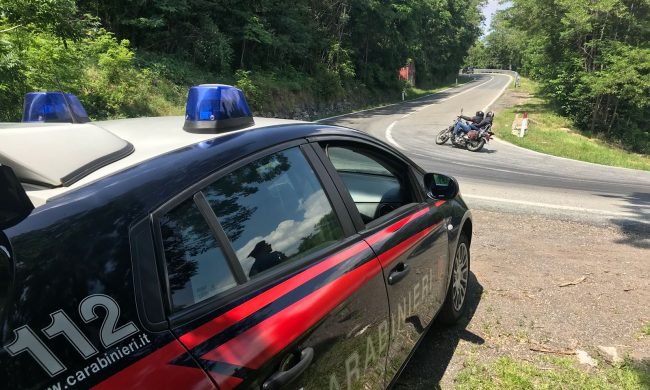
[395,209,650,389]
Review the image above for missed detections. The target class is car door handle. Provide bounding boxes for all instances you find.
[388,263,410,285]
[262,347,314,390]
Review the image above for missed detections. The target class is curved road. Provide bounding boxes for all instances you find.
[320,74,650,228]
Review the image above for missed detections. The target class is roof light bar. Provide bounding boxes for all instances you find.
[22,92,90,123]
[183,84,254,133]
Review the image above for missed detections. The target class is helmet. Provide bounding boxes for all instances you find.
[475,111,484,117]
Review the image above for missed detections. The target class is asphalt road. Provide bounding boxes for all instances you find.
[320,74,650,229]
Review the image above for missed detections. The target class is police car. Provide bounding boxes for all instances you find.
[0,85,473,389]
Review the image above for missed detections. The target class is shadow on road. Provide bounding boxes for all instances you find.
[394,272,484,389]
[598,192,650,249]
[435,143,498,154]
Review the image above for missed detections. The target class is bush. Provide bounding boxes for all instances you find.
[0,24,188,120]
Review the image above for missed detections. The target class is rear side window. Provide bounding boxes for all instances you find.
[204,148,344,278]
[160,199,237,312]
[159,147,345,313]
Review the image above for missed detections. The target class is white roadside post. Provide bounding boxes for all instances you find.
[520,111,528,137]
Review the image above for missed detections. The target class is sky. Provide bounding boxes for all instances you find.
[481,0,511,35]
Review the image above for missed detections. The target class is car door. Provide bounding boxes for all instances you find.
[151,143,391,389]
[309,138,451,382]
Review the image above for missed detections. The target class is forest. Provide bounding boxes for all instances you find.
[466,0,650,154]
[0,0,482,121]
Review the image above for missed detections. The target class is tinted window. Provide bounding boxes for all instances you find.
[324,144,415,223]
[327,146,392,176]
[204,148,344,278]
[160,199,236,312]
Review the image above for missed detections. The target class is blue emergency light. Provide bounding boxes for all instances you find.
[183,84,254,132]
[22,92,90,123]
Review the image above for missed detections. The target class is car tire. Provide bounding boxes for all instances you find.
[437,233,470,324]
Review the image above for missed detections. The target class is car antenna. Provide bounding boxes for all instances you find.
[54,78,80,124]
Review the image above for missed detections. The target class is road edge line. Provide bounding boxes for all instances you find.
[385,121,404,150]
[482,74,513,113]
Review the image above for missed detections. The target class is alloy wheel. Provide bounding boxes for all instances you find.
[452,243,469,311]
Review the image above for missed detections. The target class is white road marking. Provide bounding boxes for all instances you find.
[482,74,513,112]
[410,151,647,188]
[462,194,634,217]
[385,121,404,150]
[434,76,494,104]
[385,75,500,149]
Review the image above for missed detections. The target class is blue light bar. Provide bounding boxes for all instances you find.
[22,92,90,123]
[183,84,254,133]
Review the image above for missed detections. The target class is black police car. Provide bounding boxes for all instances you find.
[0,85,472,389]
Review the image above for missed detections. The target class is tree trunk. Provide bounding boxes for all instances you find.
[590,95,602,133]
[240,40,246,69]
[607,97,619,135]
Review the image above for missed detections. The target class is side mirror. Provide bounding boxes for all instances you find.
[423,173,459,200]
[0,165,34,230]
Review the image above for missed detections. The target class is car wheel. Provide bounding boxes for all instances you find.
[438,233,470,324]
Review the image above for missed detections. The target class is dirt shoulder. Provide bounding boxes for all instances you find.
[395,209,650,389]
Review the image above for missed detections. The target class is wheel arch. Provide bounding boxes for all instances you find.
[460,215,472,247]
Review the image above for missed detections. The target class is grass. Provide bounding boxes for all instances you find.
[643,323,650,336]
[493,78,650,171]
[509,76,537,95]
[455,356,650,389]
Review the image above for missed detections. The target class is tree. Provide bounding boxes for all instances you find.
[479,0,650,153]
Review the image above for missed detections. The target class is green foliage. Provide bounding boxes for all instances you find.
[480,0,650,154]
[234,69,262,109]
[0,20,187,120]
[643,322,650,336]
[493,78,650,171]
[0,0,484,121]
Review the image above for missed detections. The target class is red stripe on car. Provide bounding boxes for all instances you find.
[179,241,369,349]
[201,258,382,376]
[365,207,429,247]
[375,225,435,268]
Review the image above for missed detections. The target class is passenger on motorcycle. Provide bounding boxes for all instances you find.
[475,111,494,130]
[453,111,484,139]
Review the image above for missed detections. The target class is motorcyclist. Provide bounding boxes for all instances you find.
[475,111,494,130]
[453,111,484,139]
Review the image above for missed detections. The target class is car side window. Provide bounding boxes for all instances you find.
[323,143,416,224]
[159,147,346,314]
[203,147,344,279]
[160,198,237,312]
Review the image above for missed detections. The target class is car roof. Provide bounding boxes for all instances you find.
[0,116,304,207]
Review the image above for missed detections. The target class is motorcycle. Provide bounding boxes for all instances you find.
[435,117,494,152]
